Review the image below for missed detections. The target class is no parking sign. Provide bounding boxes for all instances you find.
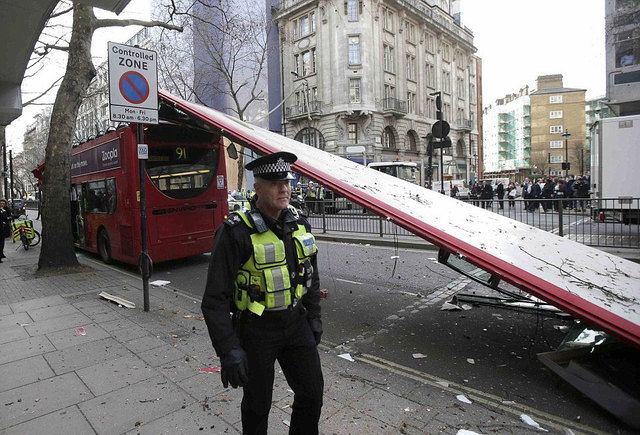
[108,42,159,124]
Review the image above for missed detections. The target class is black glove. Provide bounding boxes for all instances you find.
[308,317,323,345]
[220,347,249,388]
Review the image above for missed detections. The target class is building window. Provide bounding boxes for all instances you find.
[406,21,416,44]
[405,131,417,151]
[425,61,436,88]
[550,125,564,134]
[406,54,416,81]
[441,42,451,62]
[426,33,435,54]
[469,83,476,103]
[443,102,452,121]
[549,95,563,104]
[383,45,395,73]
[442,70,451,94]
[295,11,316,39]
[383,7,395,32]
[295,127,325,149]
[382,126,395,148]
[348,123,358,144]
[345,0,362,21]
[349,78,361,103]
[456,76,465,99]
[426,97,436,119]
[348,36,360,65]
[550,140,563,148]
[295,48,316,77]
[615,29,640,67]
[456,108,465,124]
[549,110,563,119]
[550,155,563,163]
[407,92,416,114]
[384,84,395,100]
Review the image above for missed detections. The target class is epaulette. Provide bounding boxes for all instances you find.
[224,212,244,227]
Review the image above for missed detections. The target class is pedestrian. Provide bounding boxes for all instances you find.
[450,183,459,199]
[528,179,542,212]
[574,176,590,212]
[0,199,11,262]
[566,175,576,210]
[201,152,324,435]
[480,180,493,209]
[542,178,554,212]
[496,182,505,210]
[554,179,566,211]
[507,182,517,208]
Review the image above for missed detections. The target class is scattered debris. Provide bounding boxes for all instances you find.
[139,398,161,403]
[75,327,86,336]
[199,367,221,373]
[456,394,472,404]
[98,291,135,309]
[436,381,449,388]
[195,316,205,321]
[320,289,328,298]
[283,419,291,427]
[467,358,475,364]
[171,334,178,338]
[338,353,355,362]
[461,304,473,311]
[456,430,483,435]
[150,280,171,287]
[520,414,548,432]
[184,314,193,319]
[553,325,569,332]
[391,255,400,259]
[441,301,462,311]
[412,353,427,359]
[501,400,516,405]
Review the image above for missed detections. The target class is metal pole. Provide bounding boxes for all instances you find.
[439,109,444,194]
[137,124,152,312]
[563,129,571,178]
[9,150,13,201]
[2,140,7,199]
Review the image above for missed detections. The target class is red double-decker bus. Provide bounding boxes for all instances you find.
[37,119,229,264]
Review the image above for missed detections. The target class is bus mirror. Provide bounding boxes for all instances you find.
[437,248,501,290]
[227,143,239,160]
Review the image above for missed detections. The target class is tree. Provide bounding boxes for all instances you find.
[37,3,181,271]
[157,0,270,190]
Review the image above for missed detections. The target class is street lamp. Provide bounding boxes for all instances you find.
[562,129,571,178]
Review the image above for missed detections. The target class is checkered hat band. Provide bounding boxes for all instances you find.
[253,158,291,176]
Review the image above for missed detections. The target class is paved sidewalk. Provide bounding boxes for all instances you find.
[0,216,605,434]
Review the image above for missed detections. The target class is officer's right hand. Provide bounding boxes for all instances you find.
[220,347,249,388]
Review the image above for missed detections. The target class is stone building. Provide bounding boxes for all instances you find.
[529,75,586,178]
[268,0,481,183]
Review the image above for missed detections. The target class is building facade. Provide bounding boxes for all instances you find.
[530,75,586,178]
[605,0,640,115]
[482,88,530,178]
[269,0,480,183]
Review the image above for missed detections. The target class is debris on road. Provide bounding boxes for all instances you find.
[456,430,483,435]
[150,280,171,287]
[75,327,86,336]
[436,381,449,388]
[520,414,548,432]
[466,358,475,364]
[412,353,427,359]
[456,394,472,404]
[441,301,462,311]
[98,291,135,308]
[338,353,355,362]
[199,367,221,373]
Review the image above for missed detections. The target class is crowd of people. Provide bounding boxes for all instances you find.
[468,173,591,212]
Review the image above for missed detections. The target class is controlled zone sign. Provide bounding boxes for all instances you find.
[108,42,159,124]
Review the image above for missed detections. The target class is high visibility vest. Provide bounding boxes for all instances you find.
[234,210,317,316]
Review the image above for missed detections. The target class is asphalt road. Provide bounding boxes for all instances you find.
[117,240,631,433]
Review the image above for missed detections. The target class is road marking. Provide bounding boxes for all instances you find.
[335,278,363,285]
[339,348,607,435]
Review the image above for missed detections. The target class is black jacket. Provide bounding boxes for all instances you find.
[201,207,321,356]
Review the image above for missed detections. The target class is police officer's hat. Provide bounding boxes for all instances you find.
[245,152,297,181]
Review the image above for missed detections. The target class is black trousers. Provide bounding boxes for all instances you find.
[0,232,4,258]
[238,305,323,435]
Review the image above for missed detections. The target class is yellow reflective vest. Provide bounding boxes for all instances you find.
[233,210,318,316]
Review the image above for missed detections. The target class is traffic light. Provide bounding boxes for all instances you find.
[561,162,571,170]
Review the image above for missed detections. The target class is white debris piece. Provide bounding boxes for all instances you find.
[283,420,290,427]
[456,430,483,435]
[520,414,548,432]
[436,381,449,388]
[441,301,462,311]
[391,255,400,259]
[98,291,135,309]
[553,325,570,332]
[412,353,427,359]
[150,280,171,287]
[456,394,472,404]
[338,353,355,362]
[501,400,516,405]
[467,358,475,364]
[461,304,473,310]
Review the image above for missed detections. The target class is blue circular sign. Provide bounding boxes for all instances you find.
[119,71,150,104]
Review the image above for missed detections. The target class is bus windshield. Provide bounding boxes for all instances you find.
[147,145,218,199]
[368,162,419,184]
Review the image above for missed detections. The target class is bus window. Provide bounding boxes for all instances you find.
[146,145,218,199]
[86,179,117,214]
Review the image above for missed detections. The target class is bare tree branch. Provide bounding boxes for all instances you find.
[23,77,63,107]
[95,18,183,32]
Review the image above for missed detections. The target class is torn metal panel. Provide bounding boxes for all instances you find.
[99,291,135,308]
[158,91,640,348]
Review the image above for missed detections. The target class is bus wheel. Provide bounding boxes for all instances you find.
[98,229,113,264]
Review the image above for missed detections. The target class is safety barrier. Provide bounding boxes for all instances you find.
[308,197,640,249]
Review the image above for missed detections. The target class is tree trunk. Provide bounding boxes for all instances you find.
[38,4,96,270]
[236,150,245,191]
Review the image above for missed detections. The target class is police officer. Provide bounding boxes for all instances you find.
[201,151,323,435]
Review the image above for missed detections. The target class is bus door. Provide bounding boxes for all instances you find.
[71,183,87,247]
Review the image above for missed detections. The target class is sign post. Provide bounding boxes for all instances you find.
[108,42,158,312]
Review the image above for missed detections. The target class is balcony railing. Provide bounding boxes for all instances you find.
[285,100,322,120]
[382,97,407,116]
[456,119,473,131]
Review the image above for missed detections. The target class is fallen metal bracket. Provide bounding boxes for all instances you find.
[452,293,570,317]
[99,291,136,309]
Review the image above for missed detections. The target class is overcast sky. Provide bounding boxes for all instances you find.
[6,0,606,150]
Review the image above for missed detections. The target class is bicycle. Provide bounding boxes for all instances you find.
[11,217,41,250]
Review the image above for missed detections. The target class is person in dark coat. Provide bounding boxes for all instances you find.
[542,178,555,212]
[480,181,493,209]
[201,152,323,435]
[496,182,505,209]
[528,179,542,212]
[0,199,11,261]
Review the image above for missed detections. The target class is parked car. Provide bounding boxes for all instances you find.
[11,199,26,218]
[228,193,249,213]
